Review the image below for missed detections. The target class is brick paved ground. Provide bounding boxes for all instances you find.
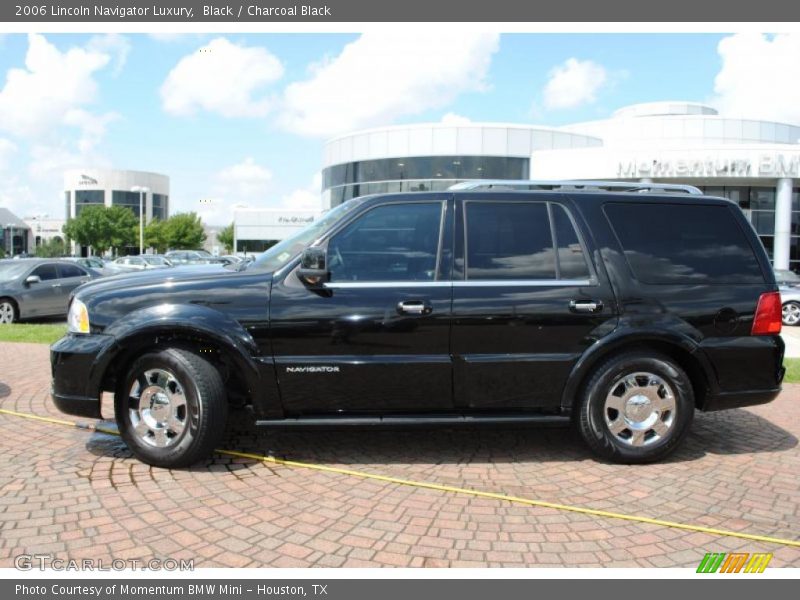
[0,341,798,568]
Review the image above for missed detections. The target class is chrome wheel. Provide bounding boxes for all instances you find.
[604,371,676,447]
[783,302,800,326]
[128,369,189,448]
[0,301,15,324]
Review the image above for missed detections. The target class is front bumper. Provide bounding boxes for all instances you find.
[50,333,115,419]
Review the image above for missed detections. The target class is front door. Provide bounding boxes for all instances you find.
[269,196,454,415]
[20,263,62,317]
[451,198,618,409]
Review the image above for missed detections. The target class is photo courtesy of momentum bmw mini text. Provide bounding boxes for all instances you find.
[0,0,798,596]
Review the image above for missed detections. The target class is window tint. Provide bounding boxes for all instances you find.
[553,205,591,279]
[465,202,555,280]
[328,202,442,282]
[32,264,59,281]
[604,203,764,284]
[58,264,87,279]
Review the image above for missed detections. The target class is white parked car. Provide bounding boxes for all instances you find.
[780,285,800,326]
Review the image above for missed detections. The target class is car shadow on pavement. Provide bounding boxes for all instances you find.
[83,406,798,470]
[0,382,10,399]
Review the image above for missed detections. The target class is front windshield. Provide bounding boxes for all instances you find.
[249,198,366,272]
[0,262,30,282]
[143,256,164,265]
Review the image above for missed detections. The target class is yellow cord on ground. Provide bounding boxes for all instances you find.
[2,407,799,549]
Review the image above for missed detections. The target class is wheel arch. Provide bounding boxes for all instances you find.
[561,332,715,412]
[88,304,281,418]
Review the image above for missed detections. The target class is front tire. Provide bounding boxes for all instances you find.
[782,301,800,326]
[115,348,228,468]
[576,352,694,464]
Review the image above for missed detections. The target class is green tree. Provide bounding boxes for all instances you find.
[217,222,234,253]
[62,205,137,256]
[104,205,137,255]
[163,212,207,250]
[144,218,170,254]
[63,205,111,254]
[34,237,67,258]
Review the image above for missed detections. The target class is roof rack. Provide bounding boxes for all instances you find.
[448,179,703,195]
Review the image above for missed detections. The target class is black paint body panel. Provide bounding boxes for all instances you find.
[50,191,785,423]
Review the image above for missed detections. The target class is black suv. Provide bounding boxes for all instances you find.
[51,182,785,468]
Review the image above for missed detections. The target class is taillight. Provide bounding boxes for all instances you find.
[752,291,782,335]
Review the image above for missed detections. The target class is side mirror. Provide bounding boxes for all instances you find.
[25,275,41,286]
[297,247,329,287]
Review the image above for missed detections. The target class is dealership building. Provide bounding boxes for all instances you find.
[321,102,800,271]
[64,168,170,255]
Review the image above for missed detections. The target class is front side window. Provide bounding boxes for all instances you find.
[327,202,443,282]
[32,264,59,281]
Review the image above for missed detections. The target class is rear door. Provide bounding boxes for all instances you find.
[269,196,455,415]
[451,196,618,409]
[55,263,91,311]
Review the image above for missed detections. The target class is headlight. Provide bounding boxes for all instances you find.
[67,298,90,334]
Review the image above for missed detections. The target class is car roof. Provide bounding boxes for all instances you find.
[353,190,734,207]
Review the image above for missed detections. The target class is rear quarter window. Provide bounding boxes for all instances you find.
[604,202,764,284]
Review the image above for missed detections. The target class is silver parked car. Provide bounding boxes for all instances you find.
[0,259,101,324]
[780,285,800,326]
[107,255,173,274]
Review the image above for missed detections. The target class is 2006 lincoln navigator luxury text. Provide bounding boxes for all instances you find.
[51,181,785,468]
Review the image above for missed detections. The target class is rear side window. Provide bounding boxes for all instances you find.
[604,203,764,284]
[464,202,591,281]
[57,264,87,278]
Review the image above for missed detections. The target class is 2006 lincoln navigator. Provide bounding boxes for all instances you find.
[51,181,785,468]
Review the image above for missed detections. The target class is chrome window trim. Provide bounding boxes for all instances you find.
[324,278,595,289]
[324,281,451,289]
[453,278,594,288]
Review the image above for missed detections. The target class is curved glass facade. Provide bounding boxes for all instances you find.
[74,190,104,215]
[323,155,529,206]
[698,186,800,271]
[112,190,143,217]
[152,193,168,221]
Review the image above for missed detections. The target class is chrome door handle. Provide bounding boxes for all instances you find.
[397,301,432,316]
[51,283,62,288]
[570,299,603,313]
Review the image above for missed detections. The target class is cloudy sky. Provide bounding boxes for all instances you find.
[0,32,797,224]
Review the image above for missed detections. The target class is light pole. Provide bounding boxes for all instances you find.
[131,186,149,255]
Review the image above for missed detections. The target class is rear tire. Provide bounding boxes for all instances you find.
[0,298,17,324]
[576,351,694,464]
[115,348,228,468]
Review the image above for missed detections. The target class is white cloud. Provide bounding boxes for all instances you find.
[161,37,284,117]
[87,34,131,76]
[0,34,111,139]
[0,178,39,217]
[542,58,608,110]
[713,33,800,125]
[440,112,472,125]
[197,159,322,224]
[279,172,323,211]
[215,157,273,199]
[279,32,499,137]
[0,138,16,170]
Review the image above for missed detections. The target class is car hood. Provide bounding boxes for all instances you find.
[74,264,274,331]
[74,264,231,298]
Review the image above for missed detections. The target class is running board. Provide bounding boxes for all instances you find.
[255,414,571,427]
